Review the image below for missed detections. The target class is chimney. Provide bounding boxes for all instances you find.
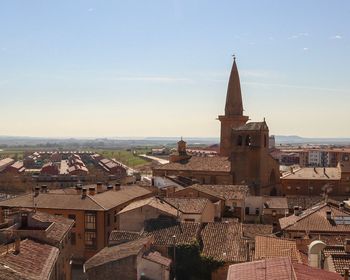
[41,185,47,193]
[115,183,121,191]
[294,206,302,216]
[82,188,87,199]
[89,187,96,196]
[326,210,332,220]
[75,184,82,194]
[107,185,113,191]
[14,236,21,254]
[34,186,40,197]
[96,182,103,193]
[344,268,349,280]
[345,239,350,254]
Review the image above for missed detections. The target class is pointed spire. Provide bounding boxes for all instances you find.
[225,56,244,116]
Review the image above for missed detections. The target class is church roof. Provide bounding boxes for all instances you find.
[235,122,269,131]
[225,58,244,116]
[154,156,231,173]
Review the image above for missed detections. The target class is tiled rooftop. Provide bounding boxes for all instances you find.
[181,184,249,201]
[0,185,153,211]
[117,197,178,217]
[279,202,350,233]
[254,235,302,263]
[201,221,247,263]
[109,230,142,246]
[282,167,341,180]
[154,156,231,172]
[144,222,201,247]
[242,224,273,240]
[84,237,152,271]
[227,257,342,280]
[163,197,209,214]
[0,239,59,280]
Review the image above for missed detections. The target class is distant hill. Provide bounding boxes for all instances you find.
[274,135,350,145]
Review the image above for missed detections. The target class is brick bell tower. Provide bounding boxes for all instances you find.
[218,57,249,157]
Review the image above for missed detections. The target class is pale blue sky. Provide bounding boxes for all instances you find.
[1,1,349,138]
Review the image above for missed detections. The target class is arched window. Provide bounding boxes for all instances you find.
[237,135,243,146]
[264,135,267,148]
[245,135,251,146]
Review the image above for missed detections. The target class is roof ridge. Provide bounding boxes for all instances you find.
[86,195,107,210]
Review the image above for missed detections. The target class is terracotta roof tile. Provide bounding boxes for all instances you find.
[254,235,303,263]
[84,237,152,271]
[145,222,201,247]
[183,184,249,200]
[279,202,350,233]
[201,221,247,262]
[154,156,231,172]
[163,197,209,214]
[117,197,178,217]
[242,224,273,239]
[143,251,171,267]
[0,239,59,280]
[109,230,142,246]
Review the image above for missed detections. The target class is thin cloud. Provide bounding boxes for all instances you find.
[88,8,94,12]
[330,35,342,40]
[288,32,309,40]
[98,76,193,83]
[303,47,309,51]
[243,81,348,93]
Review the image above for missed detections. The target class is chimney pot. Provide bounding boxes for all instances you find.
[89,187,96,196]
[326,210,332,220]
[14,237,20,254]
[97,182,103,193]
[115,183,121,191]
[82,188,87,199]
[34,186,40,196]
[294,206,301,216]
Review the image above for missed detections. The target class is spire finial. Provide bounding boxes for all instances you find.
[232,54,236,61]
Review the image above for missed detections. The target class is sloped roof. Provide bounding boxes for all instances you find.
[201,221,247,262]
[84,237,152,271]
[227,257,342,280]
[145,222,201,247]
[254,235,302,263]
[234,122,268,131]
[154,156,231,173]
[0,239,59,280]
[143,251,171,267]
[183,184,249,201]
[109,230,142,246]
[279,202,350,233]
[242,224,273,240]
[282,167,341,180]
[117,197,178,217]
[163,197,209,214]
[0,185,152,211]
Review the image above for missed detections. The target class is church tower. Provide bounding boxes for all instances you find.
[218,57,249,156]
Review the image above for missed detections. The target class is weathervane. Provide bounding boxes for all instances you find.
[232,54,236,61]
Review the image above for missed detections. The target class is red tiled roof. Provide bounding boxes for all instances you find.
[0,239,59,280]
[154,156,231,173]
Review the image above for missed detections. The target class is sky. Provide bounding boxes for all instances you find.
[0,0,349,138]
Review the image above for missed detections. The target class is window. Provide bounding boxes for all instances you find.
[264,135,267,148]
[245,207,249,215]
[71,233,76,245]
[85,232,96,248]
[85,212,96,230]
[114,211,117,223]
[68,214,76,227]
[255,208,260,215]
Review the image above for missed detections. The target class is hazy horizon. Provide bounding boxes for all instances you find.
[1,1,350,138]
